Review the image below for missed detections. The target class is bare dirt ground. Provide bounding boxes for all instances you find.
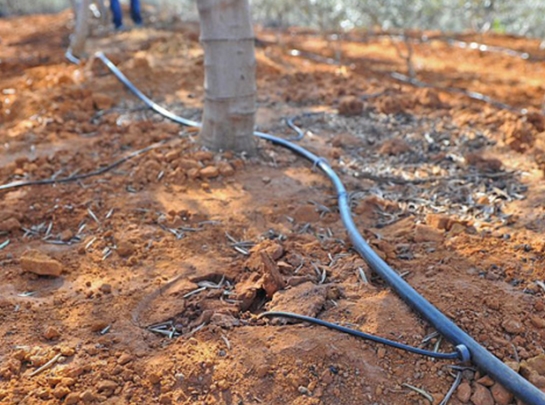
[1,8,545,405]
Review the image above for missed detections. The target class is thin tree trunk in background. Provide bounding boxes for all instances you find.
[94,0,108,24]
[196,0,257,154]
[69,0,91,58]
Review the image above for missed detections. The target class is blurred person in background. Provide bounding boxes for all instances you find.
[110,0,143,30]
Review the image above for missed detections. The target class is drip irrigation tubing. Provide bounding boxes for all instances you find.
[284,112,324,141]
[74,51,545,404]
[259,311,461,360]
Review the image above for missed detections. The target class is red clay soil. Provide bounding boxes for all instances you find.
[1,9,545,405]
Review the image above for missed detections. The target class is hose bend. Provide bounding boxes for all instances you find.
[95,52,545,405]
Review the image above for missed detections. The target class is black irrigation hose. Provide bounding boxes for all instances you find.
[284,112,324,141]
[89,52,545,405]
[95,52,202,128]
[259,311,461,360]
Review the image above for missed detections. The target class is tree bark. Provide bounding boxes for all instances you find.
[69,0,91,59]
[196,0,257,154]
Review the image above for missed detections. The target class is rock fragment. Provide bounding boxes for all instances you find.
[20,249,63,277]
[470,383,494,405]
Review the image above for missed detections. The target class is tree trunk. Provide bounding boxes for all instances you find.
[69,0,91,59]
[196,0,257,154]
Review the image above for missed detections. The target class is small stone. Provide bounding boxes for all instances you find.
[379,138,411,156]
[20,249,63,277]
[471,383,494,405]
[491,383,513,405]
[61,378,76,387]
[47,376,63,387]
[193,151,214,162]
[449,222,466,236]
[331,132,360,148]
[187,168,200,179]
[338,96,363,116]
[262,176,271,184]
[148,372,161,384]
[298,386,310,395]
[159,393,172,404]
[52,385,71,399]
[200,166,219,178]
[65,392,80,405]
[217,379,229,390]
[521,353,545,380]
[97,380,117,396]
[44,326,61,340]
[377,347,386,359]
[456,382,472,402]
[117,240,135,258]
[30,355,48,367]
[425,213,450,231]
[90,320,110,333]
[117,354,133,365]
[80,390,97,403]
[92,93,115,110]
[201,182,210,191]
[99,283,112,294]
[164,150,181,162]
[505,361,520,373]
[210,313,240,328]
[218,162,235,176]
[414,224,443,243]
[465,152,503,172]
[63,365,84,378]
[0,217,21,232]
[177,159,200,170]
[477,375,495,387]
[530,315,545,329]
[59,229,74,242]
[502,318,524,334]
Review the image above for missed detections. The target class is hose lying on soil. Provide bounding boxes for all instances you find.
[259,311,462,360]
[4,52,532,405]
[40,51,541,405]
[94,51,545,405]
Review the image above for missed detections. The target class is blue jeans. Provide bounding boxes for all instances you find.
[110,0,142,28]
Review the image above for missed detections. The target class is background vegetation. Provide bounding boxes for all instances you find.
[1,0,545,39]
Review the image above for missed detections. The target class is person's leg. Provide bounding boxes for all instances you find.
[130,0,142,25]
[109,0,123,28]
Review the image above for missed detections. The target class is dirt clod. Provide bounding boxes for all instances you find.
[456,382,472,402]
[43,326,61,340]
[200,166,220,178]
[80,390,97,403]
[490,383,513,405]
[20,249,63,277]
[117,353,133,365]
[501,318,524,334]
[0,217,21,232]
[65,392,80,405]
[267,282,327,317]
[117,240,135,258]
[471,383,494,405]
[338,96,363,116]
[414,224,443,243]
[379,138,412,155]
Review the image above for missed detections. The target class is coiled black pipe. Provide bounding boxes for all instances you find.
[259,311,463,360]
[94,51,545,405]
